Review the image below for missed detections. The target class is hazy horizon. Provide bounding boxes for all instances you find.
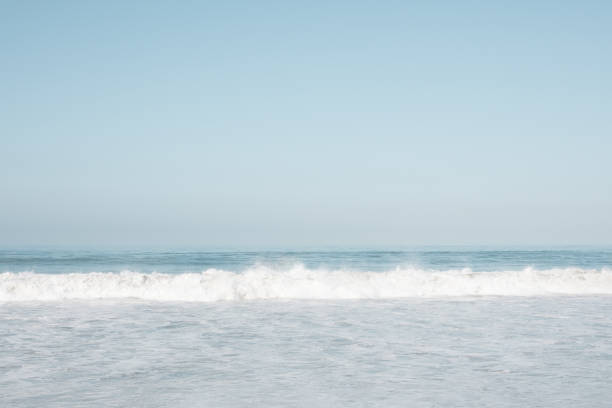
[2,1,611,247]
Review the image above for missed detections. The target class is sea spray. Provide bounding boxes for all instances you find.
[2,265,612,301]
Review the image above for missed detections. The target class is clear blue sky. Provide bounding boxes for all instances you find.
[2,1,611,247]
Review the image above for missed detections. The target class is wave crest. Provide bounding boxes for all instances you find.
[2,266,612,302]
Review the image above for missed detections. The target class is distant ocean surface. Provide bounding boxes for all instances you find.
[2,248,612,407]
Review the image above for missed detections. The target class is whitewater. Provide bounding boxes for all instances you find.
[2,266,612,302]
[3,249,612,407]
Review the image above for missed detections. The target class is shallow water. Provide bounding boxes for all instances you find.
[3,297,612,407]
[2,249,612,407]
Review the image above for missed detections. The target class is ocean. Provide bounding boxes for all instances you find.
[2,248,612,407]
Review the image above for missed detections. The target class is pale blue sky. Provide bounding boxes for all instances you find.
[2,1,611,247]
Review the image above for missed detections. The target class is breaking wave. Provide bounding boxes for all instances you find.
[2,265,612,302]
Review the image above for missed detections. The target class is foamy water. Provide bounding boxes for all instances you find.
[2,266,612,302]
[2,249,612,407]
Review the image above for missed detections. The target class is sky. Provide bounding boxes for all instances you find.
[1,1,611,248]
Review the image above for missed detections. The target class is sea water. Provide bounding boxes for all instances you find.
[2,248,612,407]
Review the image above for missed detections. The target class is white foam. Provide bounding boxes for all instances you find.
[1,265,612,302]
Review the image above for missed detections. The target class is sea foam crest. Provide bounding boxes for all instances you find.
[1,266,612,302]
